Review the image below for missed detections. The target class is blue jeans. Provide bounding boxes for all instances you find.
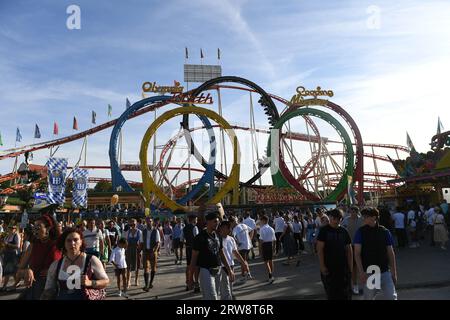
[199,267,221,300]
[363,271,397,300]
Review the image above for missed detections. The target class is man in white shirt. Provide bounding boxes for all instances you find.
[392,208,407,248]
[259,215,276,284]
[218,220,249,300]
[273,213,286,256]
[406,206,419,248]
[230,216,253,280]
[83,219,104,258]
[243,211,257,259]
[426,205,436,246]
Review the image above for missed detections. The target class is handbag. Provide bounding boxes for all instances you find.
[82,254,106,300]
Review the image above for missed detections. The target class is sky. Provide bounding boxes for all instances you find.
[0,0,449,186]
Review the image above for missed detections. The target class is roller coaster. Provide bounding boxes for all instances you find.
[0,76,409,210]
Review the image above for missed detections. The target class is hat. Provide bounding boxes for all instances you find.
[205,211,219,221]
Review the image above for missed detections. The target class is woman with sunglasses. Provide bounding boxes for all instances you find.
[1,224,21,291]
[16,214,62,299]
[41,228,109,300]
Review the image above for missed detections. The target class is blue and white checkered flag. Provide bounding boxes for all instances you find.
[46,157,68,205]
[72,167,89,208]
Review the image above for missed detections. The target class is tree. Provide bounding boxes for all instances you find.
[94,180,113,192]
[16,186,34,209]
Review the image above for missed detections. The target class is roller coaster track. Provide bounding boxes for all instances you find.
[0,84,290,162]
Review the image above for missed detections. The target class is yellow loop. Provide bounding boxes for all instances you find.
[140,106,240,211]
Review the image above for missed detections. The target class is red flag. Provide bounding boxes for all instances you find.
[73,117,78,130]
[53,122,59,135]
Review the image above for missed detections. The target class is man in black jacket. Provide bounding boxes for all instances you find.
[317,209,353,300]
[354,207,398,300]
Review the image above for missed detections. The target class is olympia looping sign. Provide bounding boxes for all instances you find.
[290,86,334,104]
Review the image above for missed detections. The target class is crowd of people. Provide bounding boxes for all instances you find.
[0,199,448,300]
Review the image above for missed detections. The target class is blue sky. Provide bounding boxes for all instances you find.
[0,0,449,184]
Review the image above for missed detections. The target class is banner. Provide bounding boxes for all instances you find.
[46,157,68,205]
[72,167,88,208]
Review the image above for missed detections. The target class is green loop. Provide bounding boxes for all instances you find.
[267,107,355,202]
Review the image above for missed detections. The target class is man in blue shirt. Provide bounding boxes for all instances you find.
[354,207,398,300]
[172,217,184,265]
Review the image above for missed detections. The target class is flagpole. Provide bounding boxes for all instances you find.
[12,138,18,187]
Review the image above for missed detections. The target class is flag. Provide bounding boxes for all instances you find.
[53,122,59,135]
[72,167,89,208]
[0,132,3,146]
[108,104,112,117]
[126,98,131,110]
[46,157,68,205]
[437,117,444,135]
[34,124,41,139]
[185,47,188,59]
[73,117,78,130]
[217,48,221,60]
[406,132,415,152]
[200,48,204,59]
[16,127,22,142]
[91,111,96,124]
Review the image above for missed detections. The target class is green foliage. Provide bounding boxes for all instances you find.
[94,180,113,192]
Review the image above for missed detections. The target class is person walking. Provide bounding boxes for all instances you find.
[83,219,104,258]
[392,208,407,248]
[188,212,234,300]
[433,207,448,250]
[341,206,364,295]
[317,209,353,300]
[141,218,160,291]
[16,214,62,300]
[243,211,257,260]
[183,214,200,292]
[163,220,173,256]
[1,224,21,291]
[110,238,128,297]
[124,219,142,288]
[218,220,249,300]
[273,212,285,256]
[229,216,253,280]
[97,220,111,270]
[354,207,398,300]
[42,228,109,300]
[280,216,299,266]
[172,217,184,265]
[259,215,276,284]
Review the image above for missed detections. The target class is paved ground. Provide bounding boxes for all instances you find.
[2,242,450,300]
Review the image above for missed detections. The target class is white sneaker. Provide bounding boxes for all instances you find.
[352,286,359,295]
[117,291,122,297]
[246,273,253,280]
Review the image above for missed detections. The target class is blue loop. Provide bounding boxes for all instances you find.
[109,96,216,204]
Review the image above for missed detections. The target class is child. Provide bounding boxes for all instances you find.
[218,220,249,300]
[109,238,128,297]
